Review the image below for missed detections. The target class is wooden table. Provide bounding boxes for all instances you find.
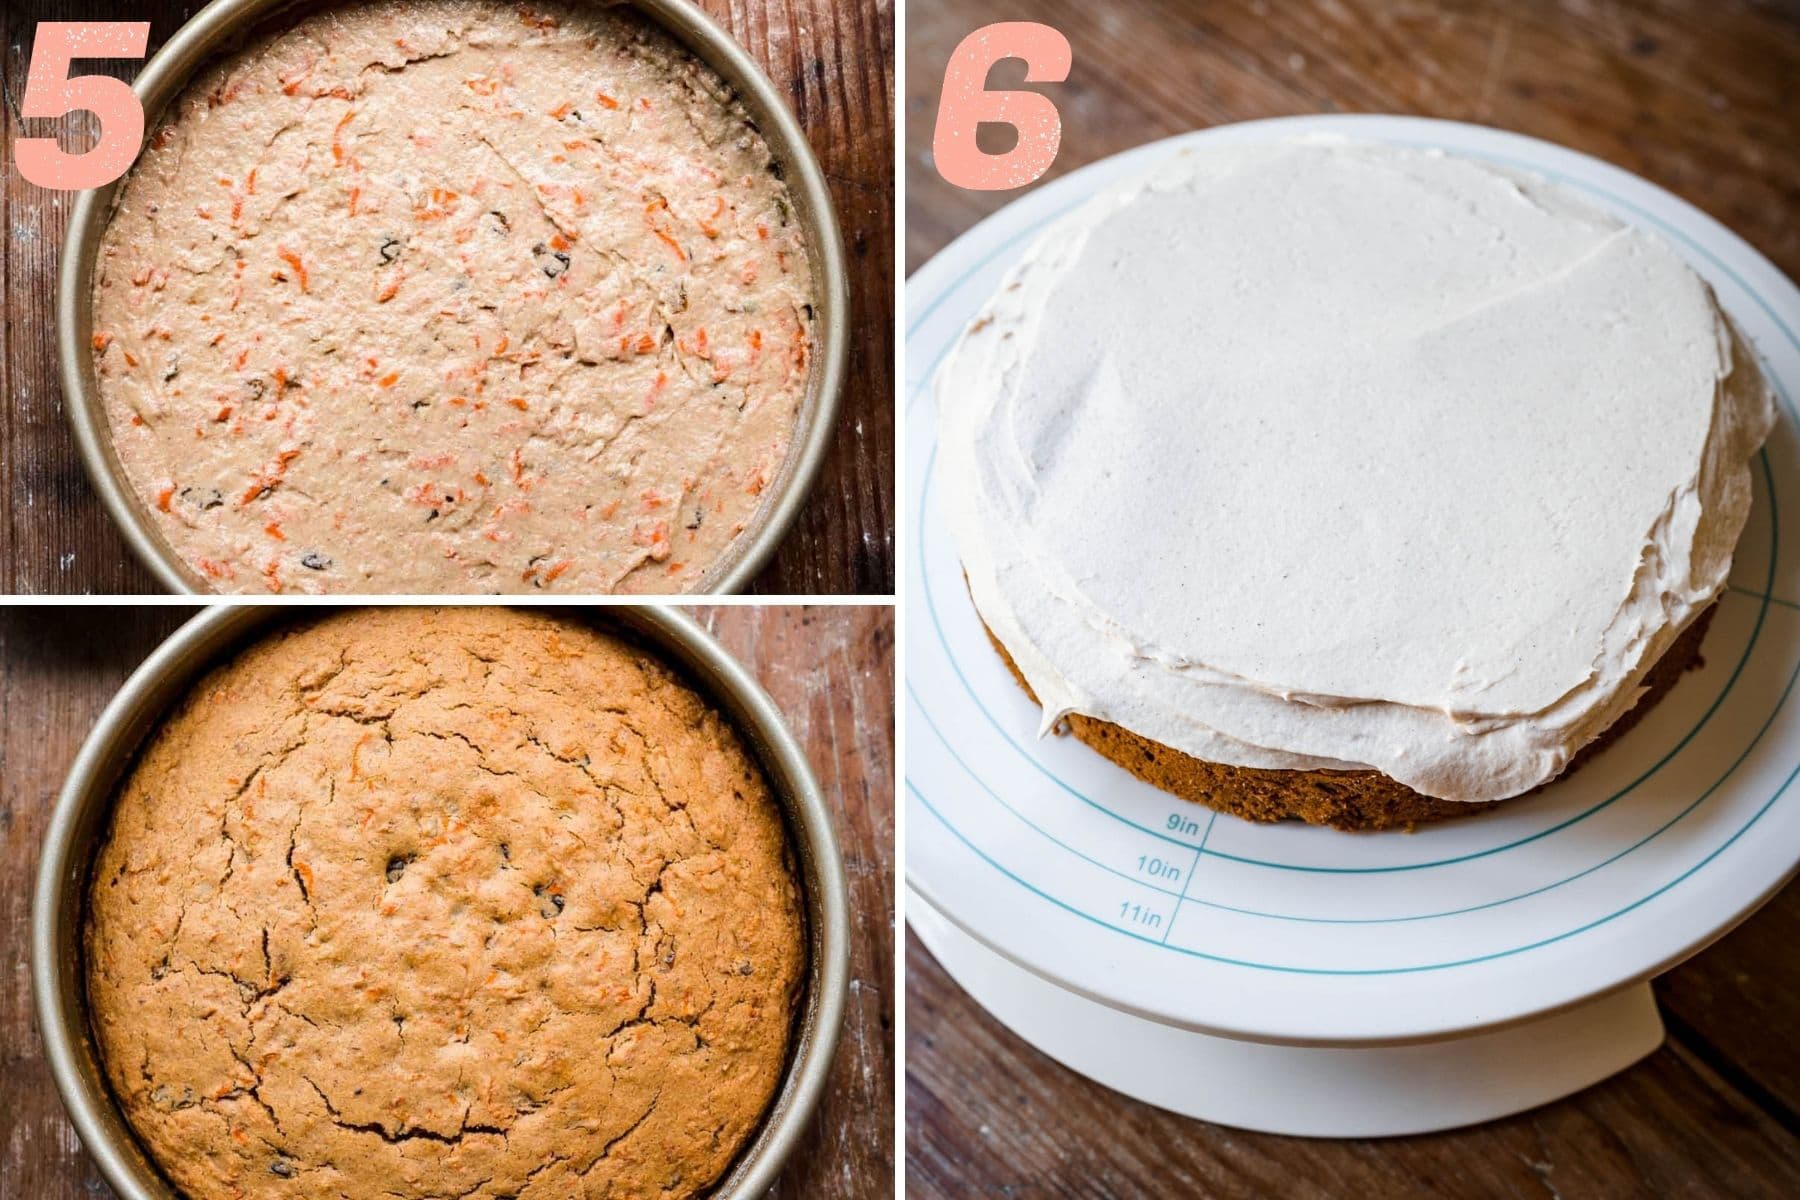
[0,0,894,596]
[0,604,895,1198]
[905,0,1800,1194]
[906,0,1799,280]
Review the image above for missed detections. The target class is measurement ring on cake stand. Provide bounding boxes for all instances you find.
[904,114,1800,1135]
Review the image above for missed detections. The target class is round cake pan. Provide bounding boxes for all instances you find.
[34,604,851,1199]
[58,0,849,595]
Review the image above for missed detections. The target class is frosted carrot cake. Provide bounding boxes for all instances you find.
[938,137,1775,830]
[86,607,805,1198]
[92,0,814,593]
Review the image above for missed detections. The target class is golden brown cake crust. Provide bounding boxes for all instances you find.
[983,607,1714,831]
[86,607,803,1200]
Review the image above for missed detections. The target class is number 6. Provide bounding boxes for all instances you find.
[932,22,1072,192]
[16,22,151,191]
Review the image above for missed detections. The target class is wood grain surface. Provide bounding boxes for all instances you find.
[905,0,1800,1195]
[0,603,894,1198]
[907,902,1800,1200]
[906,0,1799,278]
[0,0,894,596]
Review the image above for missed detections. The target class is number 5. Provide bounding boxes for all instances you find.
[932,22,1072,192]
[16,22,151,190]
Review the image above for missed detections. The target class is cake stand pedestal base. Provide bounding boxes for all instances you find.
[909,889,1664,1138]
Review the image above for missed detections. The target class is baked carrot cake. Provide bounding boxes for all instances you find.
[92,0,813,593]
[937,137,1775,830]
[86,607,804,1198]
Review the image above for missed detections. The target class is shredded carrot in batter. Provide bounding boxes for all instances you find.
[645,199,686,261]
[332,109,356,165]
[277,247,309,293]
[279,59,314,96]
[699,196,725,238]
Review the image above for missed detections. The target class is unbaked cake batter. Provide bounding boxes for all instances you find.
[92,0,814,593]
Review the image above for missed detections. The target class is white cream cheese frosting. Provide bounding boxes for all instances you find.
[937,136,1775,803]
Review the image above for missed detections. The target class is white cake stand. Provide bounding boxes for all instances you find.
[908,890,1667,1137]
[904,115,1800,1137]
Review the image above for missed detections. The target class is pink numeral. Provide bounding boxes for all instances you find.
[932,22,1072,192]
[16,22,151,190]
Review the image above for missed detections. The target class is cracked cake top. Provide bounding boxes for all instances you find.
[85,607,805,1199]
[92,0,814,594]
